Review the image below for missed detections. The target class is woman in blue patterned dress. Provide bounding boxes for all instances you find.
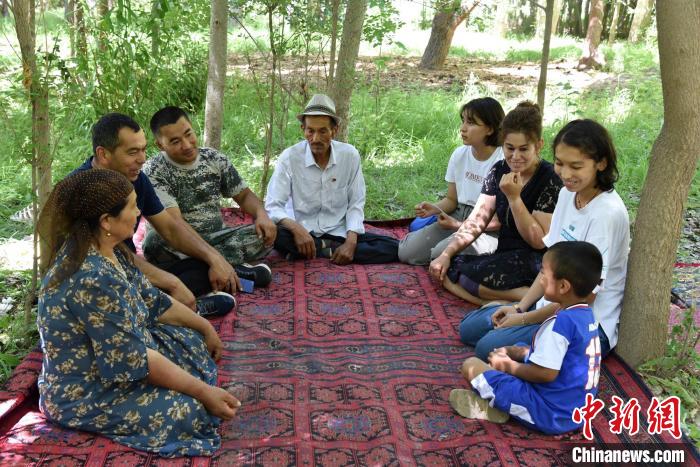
[37,169,240,457]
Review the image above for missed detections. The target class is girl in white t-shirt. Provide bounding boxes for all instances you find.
[399,97,505,265]
[460,119,629,359]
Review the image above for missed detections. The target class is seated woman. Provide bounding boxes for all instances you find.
[398,97,505,265]
[459,119,629,360]
[429,101,562,305]
[37,169,240,457]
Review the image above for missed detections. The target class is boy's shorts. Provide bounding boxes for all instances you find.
[471,370,581,435]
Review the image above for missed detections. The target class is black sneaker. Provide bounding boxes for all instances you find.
[235,263,272,287]
[196,292,236,318]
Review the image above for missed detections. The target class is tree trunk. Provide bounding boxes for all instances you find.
[537,0,554,110]
[535,2,545,38]
[259,5,279,198]
[551,0,563,35]
[573,0,582,36]
[64,0,75,56]
[14,0,35,92]
[203,0,228,150]
[331,0,367,142]
[607,0,620,45]
[535,0,561,38]
[494,0,509,38]
[618,0,700,368]
[420,11,460,69]
[74,0,87,59]
[96,0,109,52]
[151,0,161,57]
[577,0,604,69]
[13,0,52,322]
[419,1,479,71]
[326,0,340,89]
[629,0,653,43]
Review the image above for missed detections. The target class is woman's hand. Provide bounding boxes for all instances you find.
[415,201,440,218]
[499,172,524,202]
[429,253,452,282]
[203,326,224,362]
[437,212,460,231]
[198,386,241,420]
[491,305,518,326]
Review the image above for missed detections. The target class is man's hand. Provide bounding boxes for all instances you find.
[203,326,224,361]
[499,172,524,202]
[491,305,518,327]
[255,214,277,248]
[331,234,357,265]
[167,278,196,311]
[429,253,452,282]
[437,212,460,231]
[208,256,240,294]
[291,226,316,259]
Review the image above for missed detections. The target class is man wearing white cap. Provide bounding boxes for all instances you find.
[265,94,399,264]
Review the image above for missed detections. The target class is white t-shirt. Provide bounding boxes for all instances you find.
[445,145,504,206]
[536,188,630,349]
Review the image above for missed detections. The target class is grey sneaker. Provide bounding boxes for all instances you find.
[235,263,272,287]
[196,292,236,318]
[449,388,509,423]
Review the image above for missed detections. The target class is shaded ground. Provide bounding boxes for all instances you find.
[230,54,620,110]
[680,208,700,264]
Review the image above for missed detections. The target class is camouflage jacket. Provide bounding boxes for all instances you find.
[143,147,247,234]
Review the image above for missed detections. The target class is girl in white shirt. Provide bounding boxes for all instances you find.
[460,119,630,359]
[399,97,505,265]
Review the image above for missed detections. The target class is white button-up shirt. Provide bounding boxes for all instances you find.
[265,140,366,237]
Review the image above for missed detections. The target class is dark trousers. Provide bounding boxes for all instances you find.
[158,257,213,298]
[274,226,399,264]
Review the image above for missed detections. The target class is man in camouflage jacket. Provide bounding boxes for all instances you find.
[143,106,276,291]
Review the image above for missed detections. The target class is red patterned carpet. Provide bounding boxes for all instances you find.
[1,211,698,466]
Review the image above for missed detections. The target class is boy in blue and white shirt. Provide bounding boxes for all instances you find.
[450,241,602,434]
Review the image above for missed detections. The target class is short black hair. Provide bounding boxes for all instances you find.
[91,113,141,155]
[150,106,190,137]
[545,241,603,298]
[460,97,505,147]
[552,119,619,192]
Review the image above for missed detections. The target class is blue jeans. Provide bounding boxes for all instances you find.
[459,303,612,360]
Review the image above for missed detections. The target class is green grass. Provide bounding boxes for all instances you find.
[505,44,581,62]
[449,46,497,61]
[0,269,37,385]
[1,37,694,226]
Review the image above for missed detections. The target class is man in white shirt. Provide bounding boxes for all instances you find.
[265,94,399,265]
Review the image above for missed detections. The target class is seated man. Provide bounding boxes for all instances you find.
[143,106,275,288]
[265,94,399,265]
[73,113,240,314]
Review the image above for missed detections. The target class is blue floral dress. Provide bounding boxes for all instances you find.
[37,246,221,457]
